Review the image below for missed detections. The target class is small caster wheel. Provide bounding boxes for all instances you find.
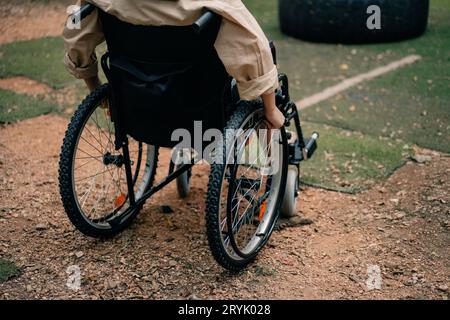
[280,165,299,218]
[176,166,191,198]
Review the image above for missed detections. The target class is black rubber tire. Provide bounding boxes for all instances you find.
[279,0,429,43]
[205,101,288,271]
[280,166,299,218]
[58,84,158,238]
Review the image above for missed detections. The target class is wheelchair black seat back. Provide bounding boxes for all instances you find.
[99,10,229,148]
[59,5,319,271]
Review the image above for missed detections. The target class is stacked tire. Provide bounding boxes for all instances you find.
[279,0,429,43]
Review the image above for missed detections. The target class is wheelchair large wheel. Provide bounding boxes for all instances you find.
[59,84,159,238]
[206,101,288,271]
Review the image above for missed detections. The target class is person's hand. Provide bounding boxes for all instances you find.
[264,106,285,129]
[262,91,285,129]
[84,75,102,92]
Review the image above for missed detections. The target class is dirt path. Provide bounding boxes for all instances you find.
[0,1,448,300]
[0,115,448,300]
[0,1,68,45]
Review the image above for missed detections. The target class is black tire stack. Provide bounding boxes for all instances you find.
[279,0,429,43]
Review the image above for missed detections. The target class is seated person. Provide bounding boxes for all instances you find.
[63,0,285,129]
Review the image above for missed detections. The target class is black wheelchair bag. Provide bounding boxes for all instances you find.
[99,11,229,148]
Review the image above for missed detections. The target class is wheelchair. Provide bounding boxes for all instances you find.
[58,6,318,271]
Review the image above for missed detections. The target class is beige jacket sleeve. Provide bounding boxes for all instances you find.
[62,0,278,100]
[211,1,279,100]
[62,0,104,79]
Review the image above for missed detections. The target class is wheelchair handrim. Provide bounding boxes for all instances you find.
[219,110,287,260]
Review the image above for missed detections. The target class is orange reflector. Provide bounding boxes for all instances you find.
[246,135,255,147]
[258,200,267,221]
[114,193,126,208]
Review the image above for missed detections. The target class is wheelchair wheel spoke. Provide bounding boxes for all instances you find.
[83,121,104,151]
[93,109,104,148]
[76,147,102,161]
[77,168,109,183]
[75,155,103,160]
[74,158,101,171]
[90,107,111,145]
[79,168,103,208]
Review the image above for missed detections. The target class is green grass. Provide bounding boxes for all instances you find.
[301,122,410,192]
[244,0,282,40]
[0,259,21,283]
[0,89,60,123]
[303,78,450,153]
[302,1,450,152]
[0,37,74,89]
[246,0,450,98]
[243,0,448,188]
[245,0,406,98]
[0,36,103,121]
[0,37,108,90]
[246,0,450,153]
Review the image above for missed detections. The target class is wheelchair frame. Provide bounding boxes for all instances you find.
[71,4,318,222]
[60,5,320,270]
[101,44,316,222]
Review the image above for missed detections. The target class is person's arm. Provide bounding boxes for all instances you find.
[212,1,285,128]
[84,75,102,92]
[63,1,105,91]
[262,91,285,129]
